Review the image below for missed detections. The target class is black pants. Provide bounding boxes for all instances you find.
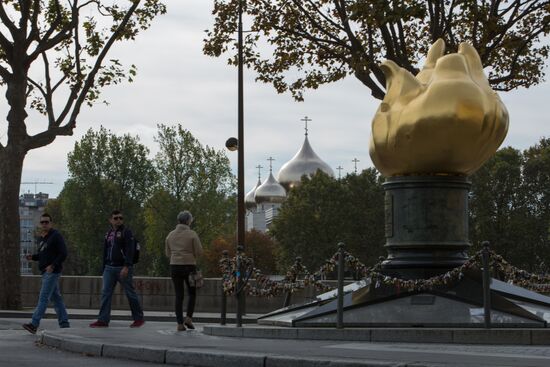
[170,264,197,324]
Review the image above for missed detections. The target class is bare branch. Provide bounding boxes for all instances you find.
[61,0,142,131]
[25,0,44,48]
[26,77,46,99]
[289,0,345,44]
[41,52,56,126]
[72,1,82,78]
[0,64,11,80]
[0,3,19,36]
[19,0,32,33]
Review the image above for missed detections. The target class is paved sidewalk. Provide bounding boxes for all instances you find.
[18,319,550,367]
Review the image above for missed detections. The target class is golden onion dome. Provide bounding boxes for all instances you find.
[245,178,261,210]
[277,135,334,190]
[254,166,287,204]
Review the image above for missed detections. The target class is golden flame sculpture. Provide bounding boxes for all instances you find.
[369,39,509,177]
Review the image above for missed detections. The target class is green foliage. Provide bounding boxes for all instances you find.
[43,198,85,275]
[142,189,176,276]
[270,169,385,272]
[469,138,550,272]
[58,127,156,274]
[204,0,550,100]
[143,124,236,276]
[53,124,236,276]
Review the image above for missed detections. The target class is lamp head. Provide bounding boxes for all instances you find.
[225,137,239,151]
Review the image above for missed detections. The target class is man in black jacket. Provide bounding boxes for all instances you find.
[89,210,144,328]
[22,213,70,334]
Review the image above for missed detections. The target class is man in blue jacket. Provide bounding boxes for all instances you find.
[89,210,144,328]
[23,213,70,334]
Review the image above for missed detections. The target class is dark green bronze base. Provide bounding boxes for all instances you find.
[381,175,471,279]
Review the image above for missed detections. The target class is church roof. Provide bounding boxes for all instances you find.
[245,178,261,210]
[277,135,334,190]
[254,171,286,204]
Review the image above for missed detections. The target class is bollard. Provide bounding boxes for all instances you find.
[220,250,228,325]
[283,257,301,308]
[481,241,491,329]
[236,245,244,327]
[337,242,345,329]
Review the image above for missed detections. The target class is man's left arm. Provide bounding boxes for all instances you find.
[50,232,68,272]
[123,229,134,267]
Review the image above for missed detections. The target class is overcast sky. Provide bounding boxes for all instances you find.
[12,1,550,197]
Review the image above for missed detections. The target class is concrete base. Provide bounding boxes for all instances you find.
[257,271,550,328]
[203,325,550,345]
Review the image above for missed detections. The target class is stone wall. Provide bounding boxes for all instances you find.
[21,275,329,314]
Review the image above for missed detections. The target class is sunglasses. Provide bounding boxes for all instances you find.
[40,220,50,224]
[113,216,123,220]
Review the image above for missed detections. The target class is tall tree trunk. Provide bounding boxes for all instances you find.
[0,148,26,309]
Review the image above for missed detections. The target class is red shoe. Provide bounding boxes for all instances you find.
[130,319,145,328]
[89,320,109,328]
[22,323,37,334]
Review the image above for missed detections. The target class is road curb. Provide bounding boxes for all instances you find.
[203,325,550,345]
[39,331,429,367]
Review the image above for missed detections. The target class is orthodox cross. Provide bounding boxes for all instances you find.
[255,164,263,181]
[336,166,344,180]
[267,157,275,172]
[352,158,360,174]
[300,116,312,136]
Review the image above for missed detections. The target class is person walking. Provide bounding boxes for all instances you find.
[23,213,70,334]
[165,210,203,331]
[89,210,144,328]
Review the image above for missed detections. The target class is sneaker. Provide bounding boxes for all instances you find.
[130,319,145,328]
[177,323,186,332]
[184,316,195,330]
[89,320,109,328]
[59,322,70,329]
[22,323,37,334]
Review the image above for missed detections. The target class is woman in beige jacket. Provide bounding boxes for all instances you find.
[165,210,203,331]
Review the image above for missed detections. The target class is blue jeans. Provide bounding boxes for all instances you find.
[31,272,69,328]
[98,265,143,323]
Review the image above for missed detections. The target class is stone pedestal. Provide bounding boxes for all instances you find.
[381,175,471,279]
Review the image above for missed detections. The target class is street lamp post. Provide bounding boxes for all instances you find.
[236,0,245,328]
[237,0,245,256]
[225,0,245,328]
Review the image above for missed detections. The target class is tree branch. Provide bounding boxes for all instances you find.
[26,76,46,99]
[289,0,345,44]
[26,0,143,151]
[60,0,142,133]
[488,26,545,85]
[0,3,19,36]
[41,52,56,126]
[25,0,44,49]
[27,1,74,63]
[19,0,32,33]
[0,64,11,80]
[354,68,385,99]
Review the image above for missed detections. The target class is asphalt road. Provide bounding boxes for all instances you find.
[0,319,162,367]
